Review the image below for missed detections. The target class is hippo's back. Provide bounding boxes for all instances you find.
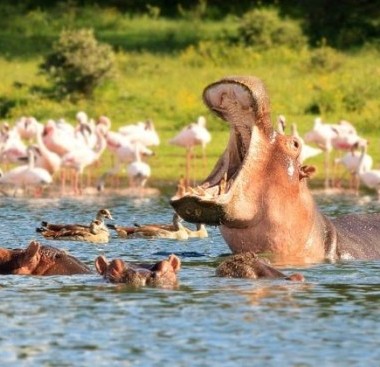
[40,246,92,275]
[332,213,380,260]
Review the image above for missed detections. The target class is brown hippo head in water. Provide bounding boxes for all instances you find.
[216,252,304,281]
[95,254,181,288]
[0,240,92,275]
[171,76,380,264]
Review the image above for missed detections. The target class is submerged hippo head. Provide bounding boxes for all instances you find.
[0,240,41,275]
[0,240,92,275]
[95,254,181,288]
[216,252,304,281]
[171,76,322,262]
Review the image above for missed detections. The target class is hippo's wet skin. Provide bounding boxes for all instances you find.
[216,252,304,281]
[0,240,92,275]
[170,76,380,264]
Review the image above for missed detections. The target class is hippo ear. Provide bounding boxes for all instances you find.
[95,255,109,275]
[168,254,181,273]
[154,260,170,273]
[26,240,41,258]
[0,247,11,261]
[108,259,127,282]
[299,165,317,180]
[109,259,126,274]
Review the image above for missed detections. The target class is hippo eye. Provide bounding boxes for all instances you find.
[289,137,301,152]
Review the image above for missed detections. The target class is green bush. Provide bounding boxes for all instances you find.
[39,28,116,98]
[237,8,306,49]
[343,91,366,112]
[177,0,208,21]
[309,43,343,72]
[306,87,342,115]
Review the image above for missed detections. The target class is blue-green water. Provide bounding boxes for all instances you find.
[0,191,380,366]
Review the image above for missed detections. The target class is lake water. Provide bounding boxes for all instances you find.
[0,189,379,366]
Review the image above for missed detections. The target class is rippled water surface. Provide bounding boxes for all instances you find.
[1,191,380,366]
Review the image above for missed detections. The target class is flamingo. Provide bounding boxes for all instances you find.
[127,146,151,188]
[356,142,380,198]
[118,119,160,147]
[334,139,372,191]
[170,116,211,187]
[74,111,97,149]
[0,126,28,165]
[61,124,107,194]
[97,115,112,131]
[31,124,62,176]
[0,147,52,196]
[304,117,361,188]
[98,138,154,191]
[15,116,44,142]
[56,118,76,135]
[42,119,83,156]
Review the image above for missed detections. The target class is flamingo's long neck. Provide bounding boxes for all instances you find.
[357,146,367,175]
[94,128,107,159]
[27,148,35,169]
[133,143,142,163]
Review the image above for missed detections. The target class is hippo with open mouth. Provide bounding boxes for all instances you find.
[170,76,380,264]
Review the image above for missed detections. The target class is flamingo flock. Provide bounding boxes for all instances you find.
[0,111,379,198]
[287,116,378,195]
[0,112,212,197]
[0,113,162,196]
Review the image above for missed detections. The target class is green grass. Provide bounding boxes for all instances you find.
[0,11,379,188]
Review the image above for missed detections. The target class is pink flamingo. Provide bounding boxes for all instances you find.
[118,119,160,147]
[127,147,151,188]
[304,117,360,188]
[0,147,52,196]
[30,124,62,176]
[356,142,380,198]
[170,116,211,187]
[61,124,107,194]
[74,111,98,149]
[15,116,44,142]
[334,139,372,192]
[42,119,83,157]
[98,137,154,190]
[0,126,28,165]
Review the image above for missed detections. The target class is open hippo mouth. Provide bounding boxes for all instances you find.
[170,76,274,226]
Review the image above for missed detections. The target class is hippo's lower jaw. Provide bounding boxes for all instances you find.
[170,191,228,225]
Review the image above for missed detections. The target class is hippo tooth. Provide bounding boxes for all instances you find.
[187,187,199,195]
[195,186,207,196]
